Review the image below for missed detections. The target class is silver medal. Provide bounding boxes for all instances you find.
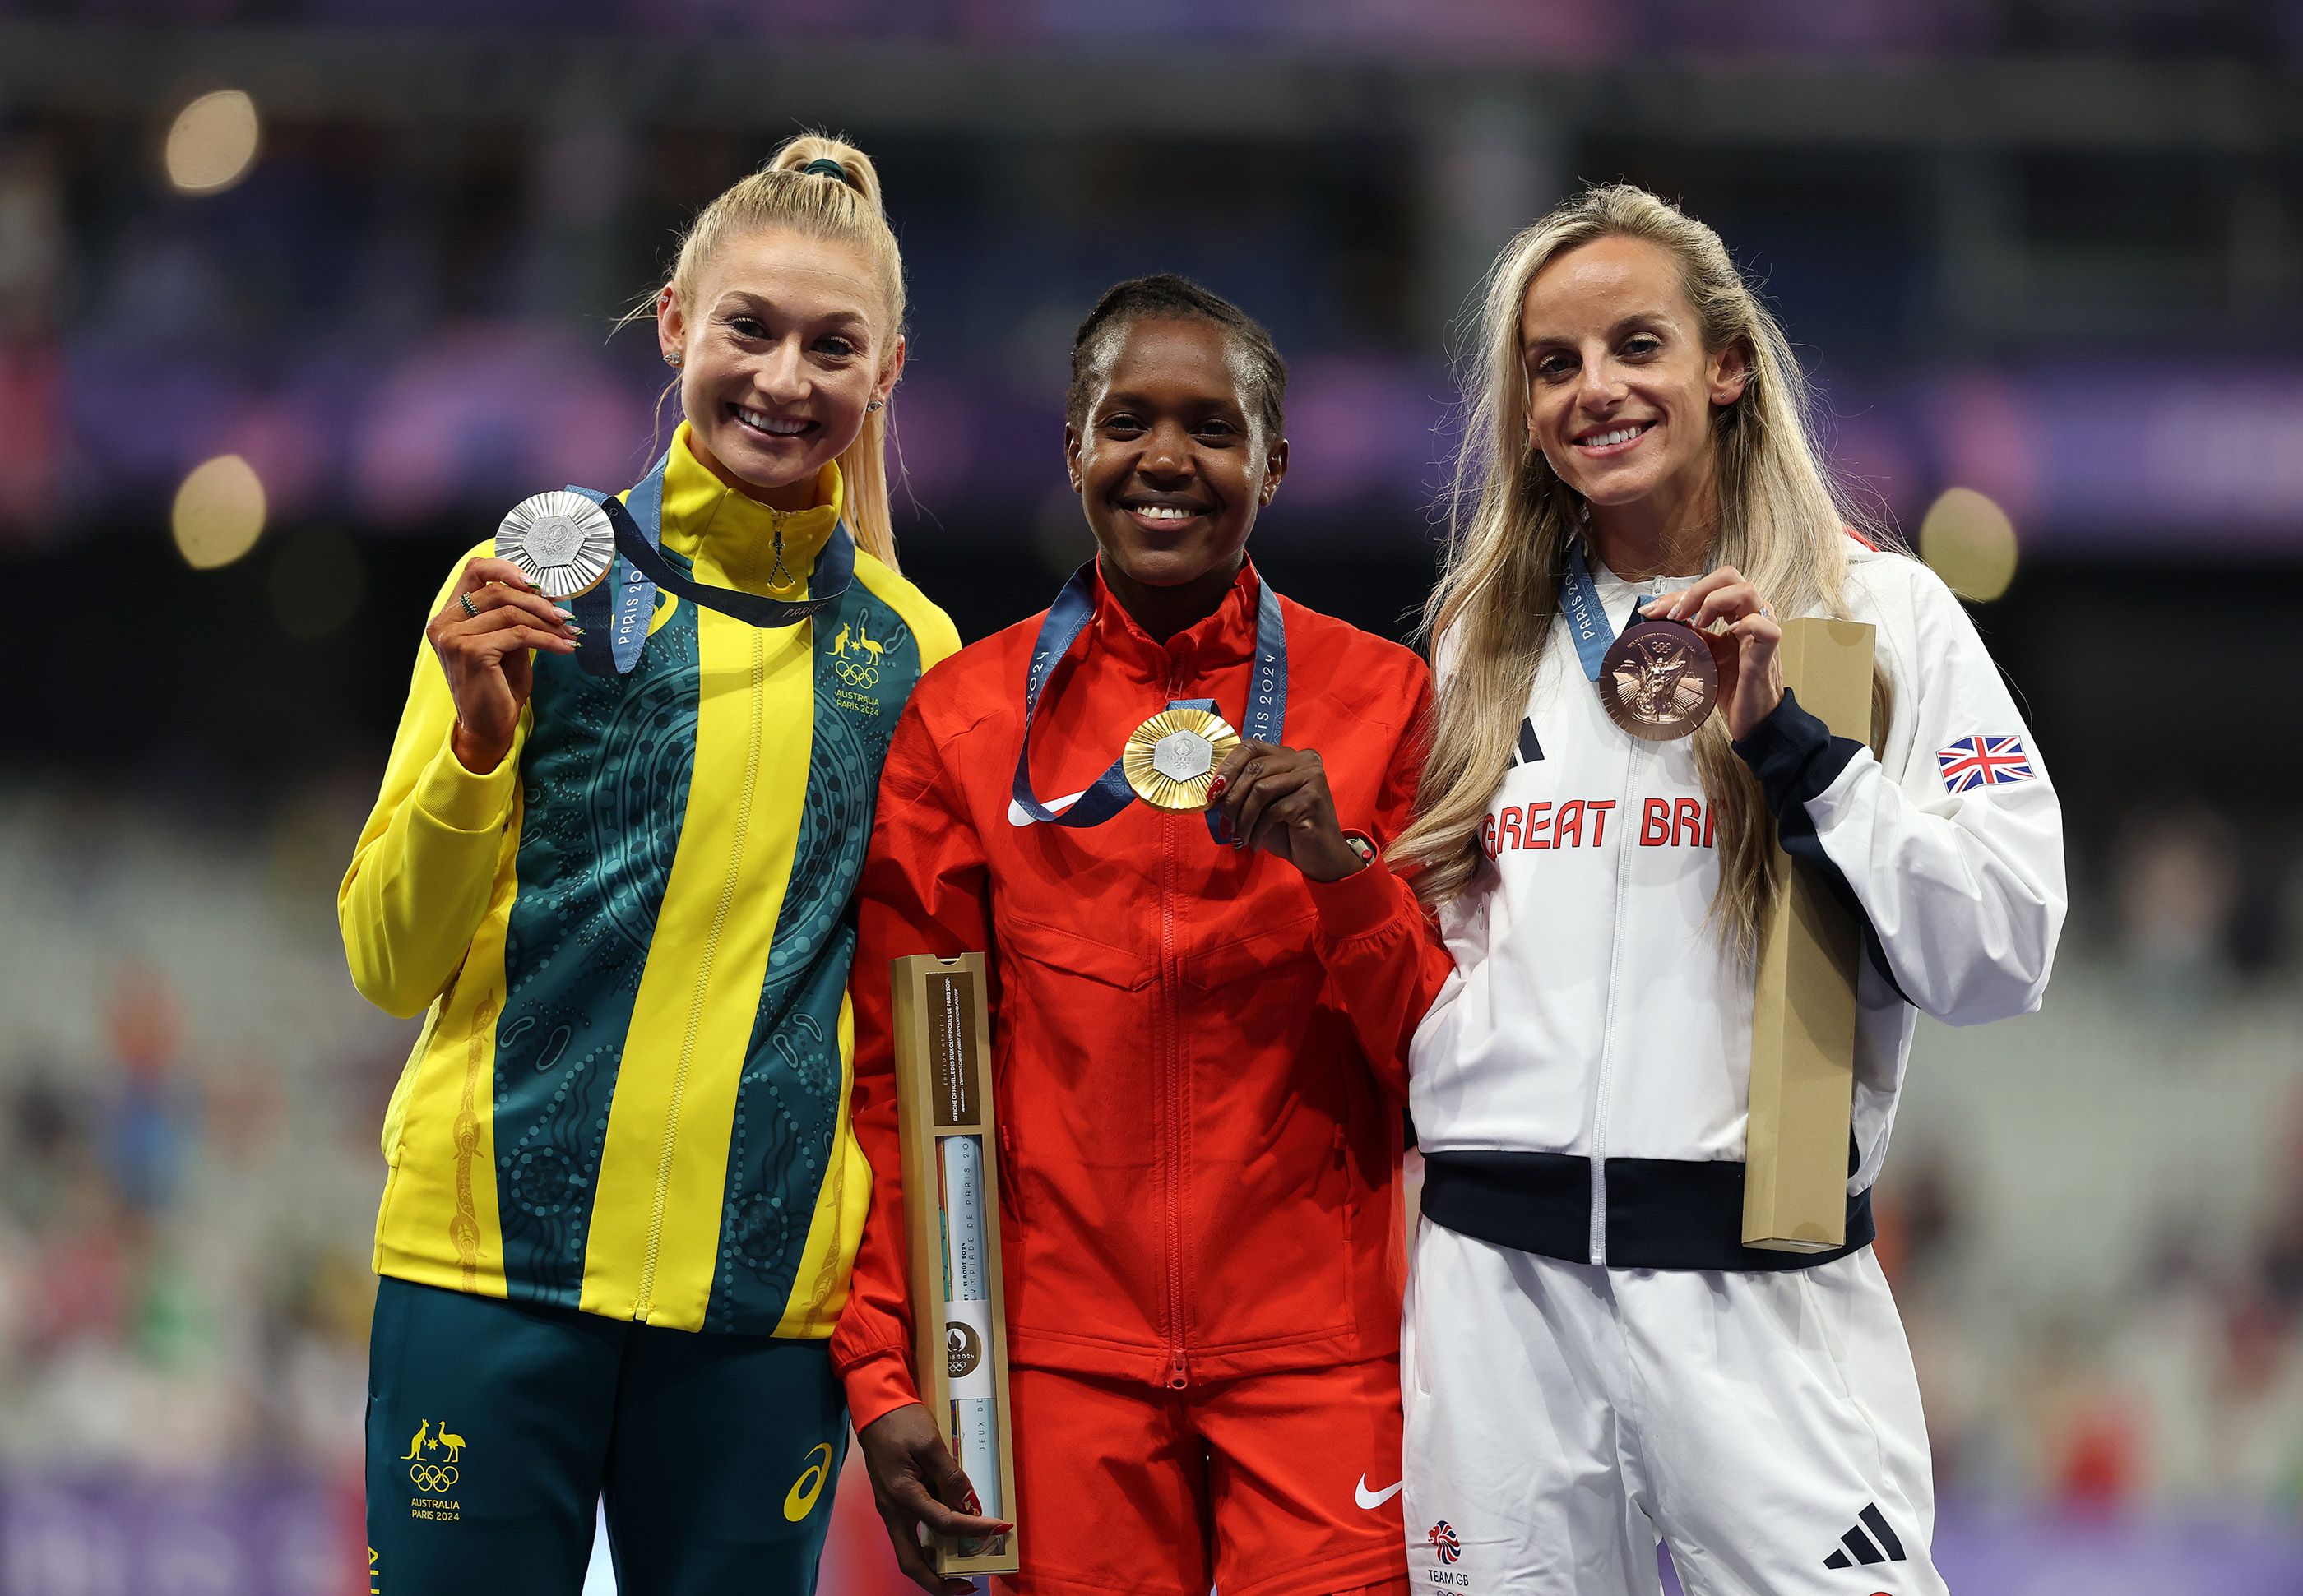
[496,491,615,599]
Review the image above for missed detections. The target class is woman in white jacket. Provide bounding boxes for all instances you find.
[1391,185,2065,1595]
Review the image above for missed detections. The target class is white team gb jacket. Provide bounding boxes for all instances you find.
[1410,541,2067,1272]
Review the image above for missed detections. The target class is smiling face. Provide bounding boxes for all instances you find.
[1518,234,1749,520]
[657,226,902,508]
[1064,316,1286,593]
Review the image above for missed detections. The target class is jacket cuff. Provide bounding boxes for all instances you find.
[838,1344,923,1435]
[413,736,519,835]
[1309,848,1402,945]
[1731,688,1860,818]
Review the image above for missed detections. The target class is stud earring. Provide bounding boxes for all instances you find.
[866,400,883,413]
[664,352,682,369]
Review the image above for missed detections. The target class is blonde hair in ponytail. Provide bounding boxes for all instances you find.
[653,132,908,569]
[1393,183,1895,954]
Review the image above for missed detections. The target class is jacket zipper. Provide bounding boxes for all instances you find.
[1161,669,1189,1390]
[634,628,767,1319]
[767,514,792,590]
[1587,677,1646,1267]
[999,1122,1022,1225]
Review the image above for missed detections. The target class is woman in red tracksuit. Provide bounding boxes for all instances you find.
[831,275,1448,1596]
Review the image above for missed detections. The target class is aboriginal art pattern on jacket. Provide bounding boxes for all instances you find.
[707,582,916,1331]
[489,551,922,1330]
[498,594,701,1302]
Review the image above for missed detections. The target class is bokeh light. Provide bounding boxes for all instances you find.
[164,90,261,194]
[269,528,368,641]
[1919,486,2019,602]
[171,455,267,569]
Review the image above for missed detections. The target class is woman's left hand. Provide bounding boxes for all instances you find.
[1207,741,1364,881]
[1641,565,1782,741]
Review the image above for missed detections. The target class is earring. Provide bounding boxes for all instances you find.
[664,352,682,369]
[866,400,883,413]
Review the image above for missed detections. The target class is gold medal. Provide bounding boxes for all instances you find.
[496,491,616,599]
[1123,707,1240,811]
[1600,618,1720,741]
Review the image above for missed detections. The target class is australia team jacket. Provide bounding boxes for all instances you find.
[831,560,1439,1430]
[1410,542,2067,1270]
[340,426,960,1337]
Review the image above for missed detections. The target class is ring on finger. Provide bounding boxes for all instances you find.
[459,592,480,619]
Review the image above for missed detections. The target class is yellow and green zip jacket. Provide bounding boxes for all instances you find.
[341,424,959,1337]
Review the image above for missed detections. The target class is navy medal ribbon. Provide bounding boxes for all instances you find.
[564,451,857,677]
[1560,542,1654,682]
[1010,562,1286,844]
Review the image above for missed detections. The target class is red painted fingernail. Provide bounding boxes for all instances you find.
[1207,775,1227,798]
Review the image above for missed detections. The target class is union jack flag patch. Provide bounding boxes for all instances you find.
[1937,735,2034,793]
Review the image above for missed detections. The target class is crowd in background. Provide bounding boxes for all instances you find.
[0,783,388,1487]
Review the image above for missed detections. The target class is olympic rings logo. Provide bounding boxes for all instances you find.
[410,1464,460,1492]
[836,661,880,689]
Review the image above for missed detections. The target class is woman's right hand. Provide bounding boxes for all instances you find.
[424,557,582,773]
[857,1402,1012,1594]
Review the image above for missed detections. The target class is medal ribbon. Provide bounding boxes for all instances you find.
[1562,543,1647,683]
[1010,561,1286,840]
[565,452,858,678]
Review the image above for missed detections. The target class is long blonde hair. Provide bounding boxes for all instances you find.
[653,132,907,569]
[1393,183,1893,952]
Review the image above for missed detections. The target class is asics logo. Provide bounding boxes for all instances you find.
[1355,1475,1404,1510]
[783,1442,834,1522]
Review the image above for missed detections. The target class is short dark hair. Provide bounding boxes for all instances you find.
[1065,274,1287,444]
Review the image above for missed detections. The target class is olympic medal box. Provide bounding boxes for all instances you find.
[890,953,1021,1577]
[1743,617,1875,1253]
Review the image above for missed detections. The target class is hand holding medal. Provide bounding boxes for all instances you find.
[1011,562,1291,842]
[1563,547,1782,742]
[1205,741,1365,881]
[1636,563,1783,741]
[424,554,584,774]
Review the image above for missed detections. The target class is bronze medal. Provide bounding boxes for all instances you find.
[1122,707,1241,811]
[1600,617,1719,741]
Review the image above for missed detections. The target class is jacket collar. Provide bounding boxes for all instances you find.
[1086,553,1263,682]
[656,422,844,598]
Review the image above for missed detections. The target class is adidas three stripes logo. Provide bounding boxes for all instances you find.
[1510,719,1543,767]
[1823,1502,1907,1569]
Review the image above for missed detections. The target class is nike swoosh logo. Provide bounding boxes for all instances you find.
[1355,1476,1404,1510]
[1008,789,1088,826]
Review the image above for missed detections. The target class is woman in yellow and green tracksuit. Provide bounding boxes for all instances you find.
[339,134,959,1596]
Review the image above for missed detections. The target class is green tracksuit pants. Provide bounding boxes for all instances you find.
[366,1276,847,1596]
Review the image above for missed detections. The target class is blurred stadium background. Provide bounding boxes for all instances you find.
[4,1,2303,1591]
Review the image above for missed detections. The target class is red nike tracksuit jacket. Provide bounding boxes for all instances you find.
[831,558,1450,1427]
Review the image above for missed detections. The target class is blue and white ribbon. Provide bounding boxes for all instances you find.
[1010,562,1286,842]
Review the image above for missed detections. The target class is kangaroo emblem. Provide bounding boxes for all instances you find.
[401,1421,429,1461]
[830,622,852,657]
[433,1425,467,1464]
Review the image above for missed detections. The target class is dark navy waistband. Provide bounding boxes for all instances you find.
[1420,1149,1874,1272]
